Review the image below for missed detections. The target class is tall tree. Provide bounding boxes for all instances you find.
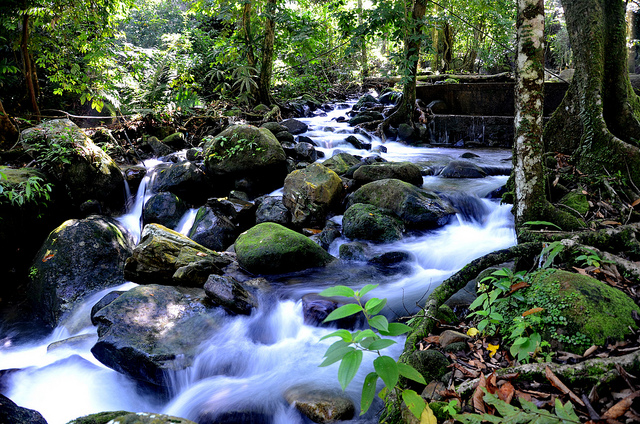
[544,0,640,193]
[257,0,277,105]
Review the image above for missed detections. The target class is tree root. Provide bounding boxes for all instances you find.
[402,242,542,352]
[456,349,640,398]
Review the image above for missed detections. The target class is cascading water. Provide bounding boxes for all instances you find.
[0,103,516,424]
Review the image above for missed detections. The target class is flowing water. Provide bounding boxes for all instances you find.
[0,104,516,424]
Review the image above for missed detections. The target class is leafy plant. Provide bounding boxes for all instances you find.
[506,309,548,363]
[540,241,565,269]
[0,171,54,215]
[456,388,580,424]
[208,134,264,161]
[576,248,609,268]
[318,284,429,419]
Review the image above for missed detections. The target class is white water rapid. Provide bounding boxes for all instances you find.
[0,102,516,424]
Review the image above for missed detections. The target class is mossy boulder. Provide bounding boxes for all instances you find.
[283,163,344,227]
[284,385,355,423]
[439,160,487,178]
[322,153,361,176]
[403,349,450,390]
[342,203,404,243]
[21,119,125,211]
[559,190,589,216]
[203,124,287,196]
[187,205,238,251]
[525,269,640,352]
[235,222,335,274]
[69,411,196,424]
[142,192,188,228]
[124,223,233,287]
[91,284,220,387]
[28,216,134,328]
[352,161,423,186]
[348,111,384,126]
[149,161,209,204]
[347,178,455,229]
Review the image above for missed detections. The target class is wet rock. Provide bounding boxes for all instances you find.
[343,203,404,243]
[438,330,470,348]
[28,216,134,329]
[235,223,335,274]
[206,197,256,232]
[302,293,364,328]
[284,385,355,423]
[186,148,203,162]
[460,152,480,159]
[68,411,197,424]
[124,223,233,286]
[274,130,295,144]
[316,221,342,250]
[197,410,270,424]
[143,192,189,229]
[297,135,317,146]
[91,290,125,325]
[204,274,258,315]
[21,119,125,211]
[260,122,288,134]
[344,135,371,150]
[347,179,455,229]
[146,136,173,157]
[378,90,402,105]
[403,350,449,390]
[149,161,209,204]
[203,124,288,196]
[353,93,379,110]
[352,162,423,186]
[281,119,309,135]
[0,394,47,424]
[162,132,187,150]
[439,160,487,178]
[322,152,361,176]
[187,205,238,252]
[255,196,291,226]
[283,163,344,228]
[397,123,415,142]
[348,111,384,126]
[294,142,318,162]
[369,251,412,266]
[339,242,368,261]
[47,333,97,352]
[91,284,221,387]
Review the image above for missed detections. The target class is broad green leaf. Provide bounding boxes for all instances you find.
[319,345,355,367]
[523,220,562,230]
[320,329,353,342]
[323,304,363,323]
[379,322,412,336]
[368,315,389,332]
[397,362,426,384]
[367,338,396,351]
[365,297,387,316]
[378,386,388,400]
[338,349,363,391]
[401,389,425,419]
[353,329,378,343]
[319,285,355,298]
[554,398,580,422]
[360,372,378,415]
[358,284,378,297]
[469,293,488,310]
[323,339,349,356]
[373,355,398,390]
[359,337,377,349]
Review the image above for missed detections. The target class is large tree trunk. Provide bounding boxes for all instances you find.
[242,0,256,68]
[513,0,546,226]
[358,0,368,81]
[544,0,640,192]
[21,13,40,118]
[257,0,277,105]
[0,99,19,148]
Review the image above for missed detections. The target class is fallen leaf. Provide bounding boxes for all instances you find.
[509,281,530,294]
[424,335,440,344]
[582,345,598,357]
[42,251,55,262]
[602,390,640,419]
[602,221,622,226]
[420,402,438,424]
[473,373,487,413]
[632,198,640,207]
[545,365,585,406]
[498,381,515,404]
[515,390,533,403]
[573,266,589,275]
[522,307,544,317]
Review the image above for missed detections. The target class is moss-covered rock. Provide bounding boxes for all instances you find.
[403,349,450,391]
[439,160,487,178]
[29,216,134,329]
[322,153,361,176]
[283,163,344,227]
[68,411,196,424]
[353,162,424,186]
[342,203,405,242]
[284,385,355,423]
[524,269,640,352]
[203,124,287,196]
[235,222,335,274]
[559,190,589,216]
[148,161,209,204]
[143,192,188,228]
[347,178,455,229]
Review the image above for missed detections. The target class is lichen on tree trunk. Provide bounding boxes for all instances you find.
[257,0,277,106]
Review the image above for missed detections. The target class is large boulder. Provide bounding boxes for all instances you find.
[28,216,134,328]
[148,161,209,204]
[143,192,189,229]
[203,125,287,196]
[352,162,423,186]
[439,160,487,178]
[0,394,47,424]
[235,223,335,274]
[21,119,125,211]
[282,163,344,227]
[91,284,221,387]
[280,118,309,135]
[123,223,233,287]
[322,153,361,176]
[342,203,405,243]
[255,196,291,226]
[284,385,355,423]
[68,411,196,424]
[204,274,258,315]
[348,111,384,126]
[187,206,238,251]
[347,179,455,229]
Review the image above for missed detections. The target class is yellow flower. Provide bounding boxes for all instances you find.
[466,327,479,337]
[487,343,499,357]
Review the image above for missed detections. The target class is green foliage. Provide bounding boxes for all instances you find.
[455,389,580,424]
[0,169,53,213]
[318,284,426,418]
[25,128,77,174]
[540,241,565,269]
[575,248,610,268]
[522,220,562,231]
[207,133,264,161]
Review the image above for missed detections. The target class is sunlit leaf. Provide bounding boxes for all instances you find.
[397,362,426,384]
[373,355,398,390]
[318,285,355,298]
[358,284,378,297]
[360,372,378,415]
[401,389,426,419]
[338,349,363,391]
[467,327,480,337]
[323,304,363,323]
[365,297,387,316]
[368,315,389,332]
[367,338,396,351]
[319,329,353,342]
[379,322,412,336]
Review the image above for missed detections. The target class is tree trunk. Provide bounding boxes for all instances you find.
[242,0,256,68]
[381,0,427,130]
[513,0,546,226]
[0,99,19,148]
[21,13,40,118]
[257,0,277,105]
[358,0,368,80]
[442,22,453,71]
[544,0,640,191]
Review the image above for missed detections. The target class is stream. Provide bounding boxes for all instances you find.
[0,103,516,424]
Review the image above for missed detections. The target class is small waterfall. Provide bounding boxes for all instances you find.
[174,208,199,235]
